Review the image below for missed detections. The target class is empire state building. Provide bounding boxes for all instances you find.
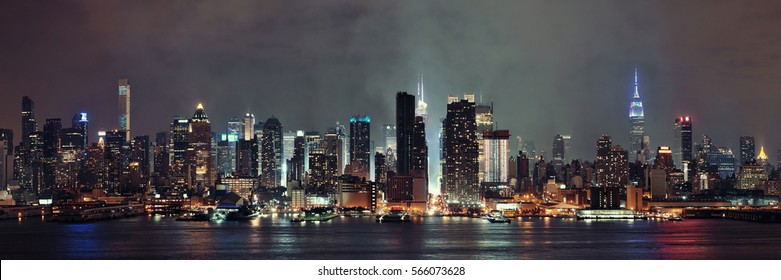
[629,67,646,163]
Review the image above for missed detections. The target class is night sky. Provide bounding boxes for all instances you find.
[2,0,780,164]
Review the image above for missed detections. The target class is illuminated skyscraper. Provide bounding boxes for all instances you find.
[655,146,675,172]
[42,118,62,190]
[674,116,693,180]
[169,116,190,194]
[383,124,397,173]
[72,113,88,149]
[552,134,565,162]
[104,130,129,194]
[242,113,255,141]
[442,95,479,204]
[396,92,415,175]
[595,135,612,187]
[411,116,428,176]
[261,116,283,188]
[757,146,769,165]
[349,115,371,180]
[606,146,628,189]
[188,103,214,189]
[482,130,510,184]
[416,73,428,122]
[282,131,296,184]
[0,129,12,189]
[739,136,756,164]
[118,79,131,142]
[629,67,645,163]
[475,100,493,183]
[21,96,36,148]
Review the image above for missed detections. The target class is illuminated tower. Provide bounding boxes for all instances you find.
[21,96,36,148]
[482,130,510,185]
[349,115,371,180]
[169,116,190,194]
[739,136,755,164]
[415,73,428,122]
[442,95,479,204]
[757,146,769,165]
[242,113,255,141]
[629,67,645,163]
[118,79,131,142]
[475,100,494,184]
[674,116,693,180]
[595,135,612,187]
[261,116,283,188]
[188,103,214,189]
[411,116,428,175]
[72,113,89,149]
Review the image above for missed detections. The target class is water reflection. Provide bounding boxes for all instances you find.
[1,215,780,259]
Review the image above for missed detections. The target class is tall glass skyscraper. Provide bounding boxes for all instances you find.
[118,79,131,142]
[739,136,755,164]
[396,92,415,175]
[629,68,645,163]
[674,116,693,180]
[349,115,371,180]
[21,96,36,148]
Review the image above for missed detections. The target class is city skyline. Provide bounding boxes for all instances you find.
[3,1,781,265]
[1,1,780,163]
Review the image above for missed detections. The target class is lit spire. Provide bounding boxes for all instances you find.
[758,146,768,161]
[415,72,428,120]
[417,73,424,101]
[629,66,644,118]
[197,103,204,110]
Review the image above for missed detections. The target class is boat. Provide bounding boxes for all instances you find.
[224,205,260,221]
[376,210,411,223]
[667,216,683,221]
[290,207,338,222]
[176,212,213,222]
[484,210,511,223]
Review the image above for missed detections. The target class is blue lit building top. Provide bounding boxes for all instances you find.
[629,67,644,118]
[350,115,370,123]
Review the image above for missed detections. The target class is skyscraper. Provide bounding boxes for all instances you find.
[383,124,397,173]
[118,79,131,142]
[475,100,494,184]
[655,146,675,172]
[169,116,190,194]
[595,135,612,188]
[442,95,479,204]
[242,113,255,141]
[739,136,756,164]
[607,146,629,189]
[21,96,36,148]
[349,115,371,180]
[674,116,693,179]
[552,134,565,162]
[0,129,12,189]
[261,116,283,188]
[104,130,129,194]
[396,92,415,175]
[188,103,214,189]
[72,113,89,149]
[415,73,428,122]
[412,116,428,175]
[482,130,510,185]
[629,67,645,163]
[757,146,769,165]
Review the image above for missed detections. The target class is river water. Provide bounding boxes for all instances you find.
[1,215,779,259]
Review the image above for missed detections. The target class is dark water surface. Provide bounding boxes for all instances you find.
[1,215,780,259]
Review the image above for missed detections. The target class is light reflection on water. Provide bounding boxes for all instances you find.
[1,216,780,260]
